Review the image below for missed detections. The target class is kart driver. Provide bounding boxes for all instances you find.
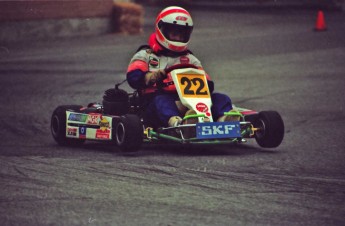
[126,6,238,129]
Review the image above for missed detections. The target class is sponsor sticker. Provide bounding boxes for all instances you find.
[196,102,208,113]
[87,113,102,125]
[79,127,86,139]
[68,113,87,123]
[196,122,241,139]
[99,118,109,131]
[96,129,110,139]
[196,103,211,117]
[180,56,190,64]
[176,16,187,21]
[67,127,77,137]
[149,56,159,68]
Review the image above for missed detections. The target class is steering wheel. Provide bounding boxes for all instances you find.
[164,63,199,74]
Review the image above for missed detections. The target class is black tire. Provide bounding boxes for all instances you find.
[113,114,143,152]
[253,111,284,148]
[51,105,85,146]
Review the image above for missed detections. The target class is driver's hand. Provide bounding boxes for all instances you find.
[145,70,167,86]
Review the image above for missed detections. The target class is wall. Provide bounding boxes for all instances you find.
[0,0,143,43]
[0,0,114,22]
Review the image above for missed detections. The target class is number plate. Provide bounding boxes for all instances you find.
[177,74,210,98]
[196,122,241,139]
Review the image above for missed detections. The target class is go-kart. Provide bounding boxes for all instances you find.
[51,64,284,151]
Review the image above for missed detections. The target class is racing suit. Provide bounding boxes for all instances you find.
[126,33,233,127]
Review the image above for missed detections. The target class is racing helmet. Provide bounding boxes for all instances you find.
[155,6,194,52]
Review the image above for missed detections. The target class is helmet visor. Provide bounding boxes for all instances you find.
[159,22,193,43]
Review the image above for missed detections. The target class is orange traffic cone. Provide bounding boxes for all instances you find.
[314,10,327,31]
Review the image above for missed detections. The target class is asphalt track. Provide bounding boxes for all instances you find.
[1,6,345,226]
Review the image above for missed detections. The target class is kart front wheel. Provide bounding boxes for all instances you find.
[254,111,284,148]
[114,114,143,152]
[51,105,85,146]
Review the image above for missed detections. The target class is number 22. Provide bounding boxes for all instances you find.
[181,77,208,95]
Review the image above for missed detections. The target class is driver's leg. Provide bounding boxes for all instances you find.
[153,94,182,127]
[211,93,239,121]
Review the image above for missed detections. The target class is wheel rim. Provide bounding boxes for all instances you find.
[116,122,125,145]
[51,115,60,138]
[255,119,266,139]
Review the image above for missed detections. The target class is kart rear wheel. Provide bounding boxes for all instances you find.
[114,114,143,152]
[254,111,284,148]
[51,105,85,146]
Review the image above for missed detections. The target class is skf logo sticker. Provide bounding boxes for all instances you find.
[196,122,241,139]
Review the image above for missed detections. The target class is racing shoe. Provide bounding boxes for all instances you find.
[218,109,241,122]
[168,116,182,127]
[166,116,183,138]
[182,109,198,139]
